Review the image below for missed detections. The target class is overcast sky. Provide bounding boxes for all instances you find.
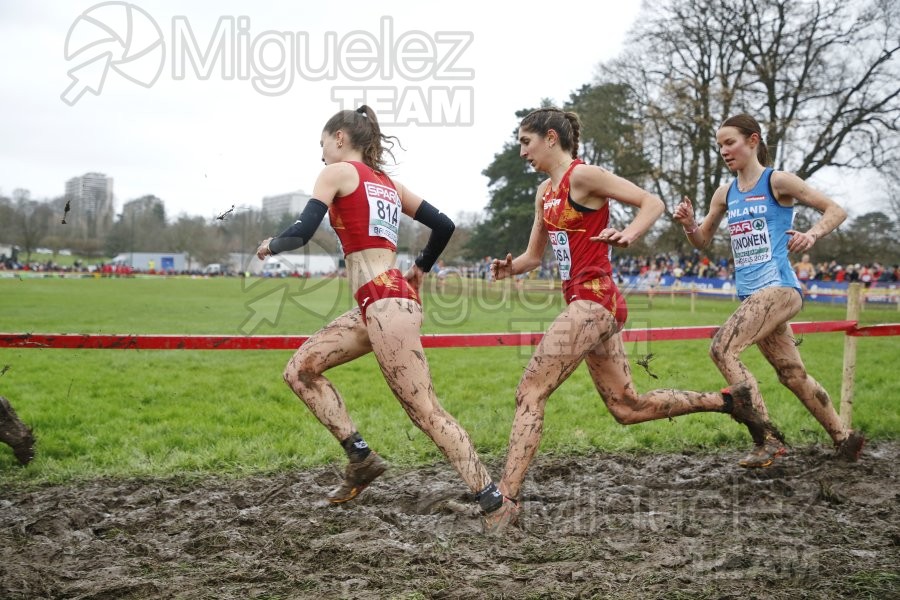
[0,0,646,222]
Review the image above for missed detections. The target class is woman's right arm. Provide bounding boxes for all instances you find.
[257,163,356,258]
[673,185,728,249]
[491,184,549,281]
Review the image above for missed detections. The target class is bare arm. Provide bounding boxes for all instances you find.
[394,181,423,217]
[491,183,549,281]
[257,163,357,258]
[673,186,728,249]
[310,162,359,204]
[394,182,455,288]
[772,171,847,253]
[569,165,664,247]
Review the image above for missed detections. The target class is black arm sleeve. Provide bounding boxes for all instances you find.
[268,199,329,255]
[413,200,455,272]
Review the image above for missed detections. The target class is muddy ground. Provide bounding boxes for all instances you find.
[1,443,898,600]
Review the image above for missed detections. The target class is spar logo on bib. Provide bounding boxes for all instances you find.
[364,182,400,245]
[550,231,568,246]
[730,217,772,267]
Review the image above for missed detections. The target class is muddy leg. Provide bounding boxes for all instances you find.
[757,323,849,443]
[283,308,373,441]
[499,301,617,500]
[584,335,726,424]
[709,287,803,419]
[365,298,493,494]
[0,396,35,466]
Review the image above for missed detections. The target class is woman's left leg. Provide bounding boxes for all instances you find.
[499,300,617,500]
[584,333,729,424]
[365,297,495,495]
[709,287,804,419]
[756,322,850,444]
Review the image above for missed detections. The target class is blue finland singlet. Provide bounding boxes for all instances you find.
[725,168,801,299]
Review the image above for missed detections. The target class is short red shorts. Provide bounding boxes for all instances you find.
[353,269,421,324]
[562,273,628,329]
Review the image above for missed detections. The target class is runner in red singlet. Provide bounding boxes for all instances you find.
[256,106,512,531]
[487,108,777,531]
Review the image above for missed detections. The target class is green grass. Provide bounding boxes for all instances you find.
[0,276,897,484]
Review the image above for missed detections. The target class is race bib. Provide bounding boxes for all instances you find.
[549,231,572,280]
[730,217,772,267]
[364,182,400,245]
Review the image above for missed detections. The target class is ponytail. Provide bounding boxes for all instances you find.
[323,106,402,172]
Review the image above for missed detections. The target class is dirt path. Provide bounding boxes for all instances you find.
[2,443,898,599]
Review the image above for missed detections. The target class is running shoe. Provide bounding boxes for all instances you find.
[327,452,388,503]
[738,433,787,468]
[482,496,520,535]
[722,381,786,446]
[835,430,865,461]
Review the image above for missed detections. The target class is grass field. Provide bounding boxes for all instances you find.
[1,276,897,484]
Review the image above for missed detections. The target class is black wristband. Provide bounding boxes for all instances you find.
[268,199,328,255]
[412,200,455,272]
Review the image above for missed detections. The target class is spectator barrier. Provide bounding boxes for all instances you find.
[1,285,894,426]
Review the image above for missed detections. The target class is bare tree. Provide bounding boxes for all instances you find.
[0,195,15,247]
[732,0,900,179]
[166,215,217,270]
[604,0,747,212]
[11,189,54,264]
[603,0,900,217]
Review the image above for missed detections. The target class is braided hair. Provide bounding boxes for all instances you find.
[519,107,581,158]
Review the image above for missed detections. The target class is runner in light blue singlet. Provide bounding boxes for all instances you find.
[725,167,801,299]
[674,113,864,469]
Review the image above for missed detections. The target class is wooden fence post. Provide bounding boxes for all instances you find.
[840,283,862,427]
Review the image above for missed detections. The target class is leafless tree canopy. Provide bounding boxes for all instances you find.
[603,0,899,213]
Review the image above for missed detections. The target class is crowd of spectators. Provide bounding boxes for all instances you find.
[0,253,203,277]
[612,251,733,280]
[803,261,899,285]
[3,245,899,286]
[451,251,735,282]
[1,252,136,275]
[449,250,899,288]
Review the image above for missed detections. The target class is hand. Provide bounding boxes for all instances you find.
[591,228,634,248]
[404,264,425,292]
[673,196,697,229]
[256,238,273,260]
[786,230,817,253]
[490,253,513,281]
